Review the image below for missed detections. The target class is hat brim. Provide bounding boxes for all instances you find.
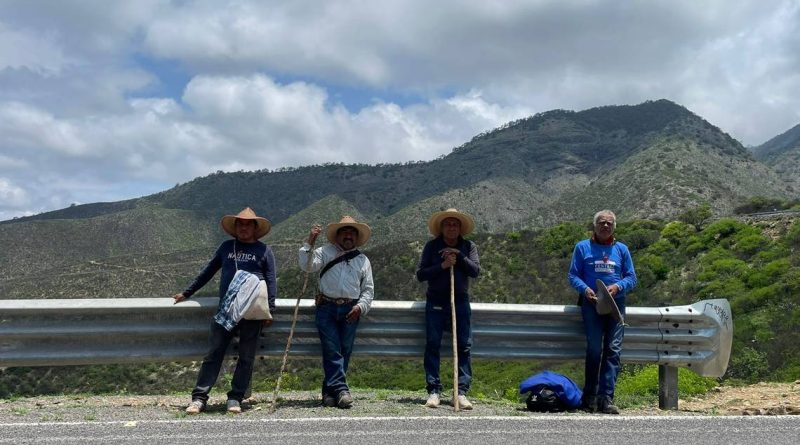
[595,279,625,325]
[326,222,371,247]
[220,215,271,239]
[428,210,475,237]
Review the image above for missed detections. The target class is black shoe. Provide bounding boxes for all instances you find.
[599,397,620,415]
[581,395,597,413]
[322,393,337,407]
[337,391,353,409]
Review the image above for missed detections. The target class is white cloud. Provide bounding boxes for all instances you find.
[0,23,71,74]
[0,178,27,206]
[0,102,89,155]
[1,0,799,219]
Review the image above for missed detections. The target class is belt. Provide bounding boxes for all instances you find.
[318,294,357,305]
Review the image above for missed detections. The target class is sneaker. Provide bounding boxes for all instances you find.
[599,397,620,415]
[337,391,354,409]
[454,394,473,410]
[322,393,337,407]
[226,399,242,414]
[185,400,205,415]
[425,392,440,408]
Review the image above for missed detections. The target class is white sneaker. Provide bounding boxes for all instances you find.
[454,394,473,410]
[185,400,205,414]
[425,392,440,408]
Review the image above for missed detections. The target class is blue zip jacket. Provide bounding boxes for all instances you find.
[568,238,636,303]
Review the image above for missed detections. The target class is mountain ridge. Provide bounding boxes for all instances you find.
[1,99,795,285]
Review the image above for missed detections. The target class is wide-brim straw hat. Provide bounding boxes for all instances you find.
[428,208,475,237]
[220,207,271,239]
[326,215,371,247]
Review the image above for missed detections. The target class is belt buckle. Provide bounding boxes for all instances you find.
[335,298,347,305]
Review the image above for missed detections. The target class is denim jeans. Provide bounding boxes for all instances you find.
[315,301,360,397]
[192,319,263,403]
[424,299,472,395]
[581,298,626,399]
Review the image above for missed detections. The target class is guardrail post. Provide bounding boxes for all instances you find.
[658,364,678,410]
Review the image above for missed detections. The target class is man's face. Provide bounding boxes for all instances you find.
[594,215,615,242]
[235,219,257,242]
[441,217,462,239]
[336,226,359,250]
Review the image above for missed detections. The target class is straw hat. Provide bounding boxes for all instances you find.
[220,207,271,239]
[427,208,475,237]
[326,215,371,247]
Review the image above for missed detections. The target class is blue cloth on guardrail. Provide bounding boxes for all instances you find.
[519,370,583,409]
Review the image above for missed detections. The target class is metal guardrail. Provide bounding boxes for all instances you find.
[0,297,732,408]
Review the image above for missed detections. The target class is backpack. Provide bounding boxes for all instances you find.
[526,387,566,412]
[519,371,583,413]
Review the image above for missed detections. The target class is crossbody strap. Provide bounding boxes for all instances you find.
[319,249,361,279]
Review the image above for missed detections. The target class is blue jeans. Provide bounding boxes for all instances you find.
[424,299,472,395]
[315,301,360,397]
[581,298,625,399]
[192,319,263,403]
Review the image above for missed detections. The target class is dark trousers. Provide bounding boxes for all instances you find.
[191,319,263,403]
[424,299,472,395]
[581,299,626,400]
[315,300,360,397]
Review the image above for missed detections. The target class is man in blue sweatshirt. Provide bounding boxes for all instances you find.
[416,208,480,409]
[568,210,637,414]
[173,207,278,415]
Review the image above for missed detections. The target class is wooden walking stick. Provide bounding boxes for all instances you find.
[450,264,459,412]
[271,236,316,412]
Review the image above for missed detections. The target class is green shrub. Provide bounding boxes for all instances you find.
[726,347,770,382]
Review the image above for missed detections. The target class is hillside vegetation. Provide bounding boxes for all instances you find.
[751,122,800,192]
[2,99,799,397]
[3,208,798,401]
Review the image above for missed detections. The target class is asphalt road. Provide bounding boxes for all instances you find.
[1,415,798,444]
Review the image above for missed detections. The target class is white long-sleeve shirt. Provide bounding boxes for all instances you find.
[298,242,375,315]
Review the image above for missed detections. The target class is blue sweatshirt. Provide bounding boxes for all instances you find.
[416,236,480,302]
[183,239,278,312]
[568,238,636,304]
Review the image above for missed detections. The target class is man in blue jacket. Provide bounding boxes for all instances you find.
[568,210,636,414]
[173,207,278,415]
[416,208,480,409]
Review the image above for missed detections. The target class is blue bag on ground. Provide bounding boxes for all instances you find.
[519,370,583,412]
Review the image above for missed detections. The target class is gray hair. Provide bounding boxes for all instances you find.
[593,210,617,228]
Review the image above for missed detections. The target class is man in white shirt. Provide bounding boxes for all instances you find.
[298,216,375,409]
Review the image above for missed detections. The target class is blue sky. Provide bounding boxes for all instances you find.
[1,0,799,220]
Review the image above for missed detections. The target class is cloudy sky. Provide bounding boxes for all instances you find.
[1,0,799,220]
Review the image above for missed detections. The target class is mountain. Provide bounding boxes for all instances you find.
[751,122,800,191]
[1,99,795,298]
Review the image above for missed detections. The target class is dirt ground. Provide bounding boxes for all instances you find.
[1,382,799,423]
[679,381,800,415]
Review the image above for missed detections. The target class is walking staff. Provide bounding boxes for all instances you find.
[449,263,459,411]
[271,234,316,412]
[416,208,480,410]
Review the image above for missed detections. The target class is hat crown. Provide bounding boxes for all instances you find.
[235,207,258,219]
[338,215,358,224]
